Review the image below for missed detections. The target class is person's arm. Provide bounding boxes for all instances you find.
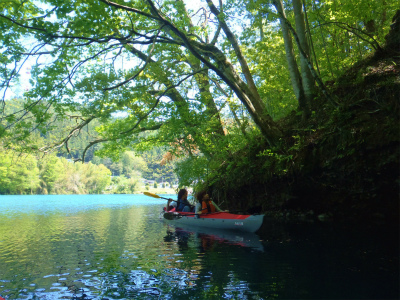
[195,202,202,214]
[166,199,173,211]
[212,201,226,212]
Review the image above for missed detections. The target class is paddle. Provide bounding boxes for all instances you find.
[143,191,195,208]
[143,191,174,201]
[163,211,229,220]
[163,212,213,220]
[163,212,196,220]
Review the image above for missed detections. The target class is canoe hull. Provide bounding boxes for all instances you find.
[163,212,264,233]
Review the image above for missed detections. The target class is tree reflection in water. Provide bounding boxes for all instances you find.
[161,225,267,299]
[0,197,397,299]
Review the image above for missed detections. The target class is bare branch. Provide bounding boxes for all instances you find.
[210,24,222,45]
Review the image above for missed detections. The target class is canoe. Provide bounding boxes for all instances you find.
[163,211,264,233]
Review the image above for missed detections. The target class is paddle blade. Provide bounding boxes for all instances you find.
[163,212,182,220]
[143,192,161,199]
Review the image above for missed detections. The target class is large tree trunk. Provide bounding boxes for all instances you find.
[105,0,282,144]
[190,61,226,138]
[146,0,225,141]
[191,40,282,144]
[200,1,282,144]
[124,45,220,158]
[153,0,282,144]
[293,0,315,111]
[273,0,309,119]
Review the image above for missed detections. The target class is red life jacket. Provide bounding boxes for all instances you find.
[201,200,216,213]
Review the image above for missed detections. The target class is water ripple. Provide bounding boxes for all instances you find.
[0,196,397,299]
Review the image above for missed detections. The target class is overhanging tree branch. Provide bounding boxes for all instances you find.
[104,29,161,91]
[39,116,96,155]
[97,0,281,143]
[316,21,382,51]
[99,0,160,21]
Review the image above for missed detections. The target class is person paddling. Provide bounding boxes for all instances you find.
[195,190,224,215]
[176,189,193,212]
[166,197,177,211]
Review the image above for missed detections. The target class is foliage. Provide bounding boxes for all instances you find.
[111,175,139,194]
[41,156,64,194]
[0,1,398,221]
[208,49,399,221]
[140,148,178,183]
[0,150,113,194]
[1,99,176,192]
[0,150,40,194]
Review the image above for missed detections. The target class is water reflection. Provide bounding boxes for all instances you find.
[161,225,272,299]
[165,224,264,252]
[0,195,397,299]
[0,200,266,299]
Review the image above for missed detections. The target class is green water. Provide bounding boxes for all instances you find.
[0,195,397,299]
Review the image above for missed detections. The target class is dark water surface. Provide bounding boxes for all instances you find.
[0,195,397,299]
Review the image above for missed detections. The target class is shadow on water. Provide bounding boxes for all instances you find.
[158,218,399,300]
[255,218,399,299]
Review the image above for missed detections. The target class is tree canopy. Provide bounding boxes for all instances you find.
[0,0,397,190]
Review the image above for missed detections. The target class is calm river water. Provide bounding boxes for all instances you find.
[0,194,398,299]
